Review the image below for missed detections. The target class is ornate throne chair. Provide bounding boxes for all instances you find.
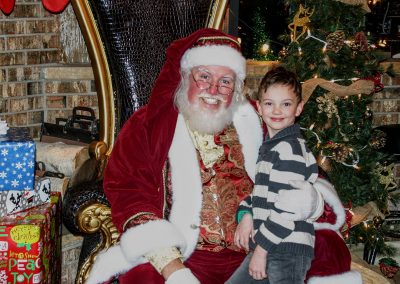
[62,0,229,283]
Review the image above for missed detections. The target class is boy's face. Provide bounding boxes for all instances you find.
[256,84,304,138]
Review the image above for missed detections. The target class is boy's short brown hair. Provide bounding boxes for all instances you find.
[257,66,302,102]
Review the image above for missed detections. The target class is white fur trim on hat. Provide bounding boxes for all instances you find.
[313,178,346,232]
[180,45,246,80]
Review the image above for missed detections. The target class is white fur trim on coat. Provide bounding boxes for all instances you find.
[168,114,204,257]
[86,220,187,284]
[307,270,362,284]
[180,45,246,80]
[85,245,138,284]
[313,178,346,232]
[233,102,264,182]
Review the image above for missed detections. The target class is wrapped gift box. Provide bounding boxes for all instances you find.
[0,177,51,217]
[0,128,35,191]
[0,192,61,284]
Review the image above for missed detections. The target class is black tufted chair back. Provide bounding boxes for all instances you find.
[87,0,212,133]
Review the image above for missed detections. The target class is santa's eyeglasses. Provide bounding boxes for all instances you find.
[191,69,234,95]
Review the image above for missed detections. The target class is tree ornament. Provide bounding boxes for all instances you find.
[317,154,332,172]
[350,31,369,52]
[334,0,371,13]
[326,30,346,53]
[278,47,289,59]
[369,131,386,149]
[373,215,384,229]
[364,107,373,119]
[325,142,351,163]
[316,93,339,118]
[288,4,314,43]
[373,163,398,191]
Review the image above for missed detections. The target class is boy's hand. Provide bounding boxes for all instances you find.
[234,213,254,251]
[249,246,268,280]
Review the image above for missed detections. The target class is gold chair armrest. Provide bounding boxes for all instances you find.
[75,203,120,284]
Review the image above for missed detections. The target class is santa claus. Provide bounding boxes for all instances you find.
[86,28,361,284]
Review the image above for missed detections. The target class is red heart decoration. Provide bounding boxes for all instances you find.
[0,0,16,15]
[41,0,70,13]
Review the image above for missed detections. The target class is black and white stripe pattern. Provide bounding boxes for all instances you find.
[239,124,318,257]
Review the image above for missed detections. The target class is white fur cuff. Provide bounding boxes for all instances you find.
[121,219,187,262]
[307,270,362,284]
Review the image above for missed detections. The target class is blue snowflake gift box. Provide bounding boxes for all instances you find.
[0,128,35,191]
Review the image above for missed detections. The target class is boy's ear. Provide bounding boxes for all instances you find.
[256,100,262,115]
[296,100,304,116]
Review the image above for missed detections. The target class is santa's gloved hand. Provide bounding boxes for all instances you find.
[275,180,324,221]
[166,268,200,284]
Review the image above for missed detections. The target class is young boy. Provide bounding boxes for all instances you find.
[226,66,319,284]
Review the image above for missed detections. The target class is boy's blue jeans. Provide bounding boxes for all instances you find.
[225,251,313,284]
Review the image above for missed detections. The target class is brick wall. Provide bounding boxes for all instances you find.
[0,1,96,139]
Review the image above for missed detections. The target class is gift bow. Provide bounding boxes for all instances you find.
[0,120,9,135]
[0,0,70,15]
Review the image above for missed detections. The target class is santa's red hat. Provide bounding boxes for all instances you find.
[180,35,246,81]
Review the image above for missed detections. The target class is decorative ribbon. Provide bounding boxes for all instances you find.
[0,0,70,15]
[302,77,375,103]
[363,73,384,93]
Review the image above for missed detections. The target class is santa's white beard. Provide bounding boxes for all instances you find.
[175,89,238,135]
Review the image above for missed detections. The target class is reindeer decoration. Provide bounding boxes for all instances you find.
[288,4,314,43]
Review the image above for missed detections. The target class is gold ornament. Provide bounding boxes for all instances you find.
[278,47,288,59]
[288,4,314,43]
[326,30,346,53]
[334,0,371,13]
[316,93,339,118]
[326,143,351,163]
[373,163,398,191]
[373,215,384,229]
[369,131,386,149]
[317,154,332,172]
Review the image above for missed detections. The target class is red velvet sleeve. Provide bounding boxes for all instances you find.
[103,108,166,233]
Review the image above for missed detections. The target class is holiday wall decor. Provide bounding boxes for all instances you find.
[0,0,69,14]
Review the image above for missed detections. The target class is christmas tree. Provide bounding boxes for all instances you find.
[280,0,398,259]
[251,8,278,61]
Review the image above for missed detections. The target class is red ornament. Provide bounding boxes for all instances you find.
[354,31,369,52]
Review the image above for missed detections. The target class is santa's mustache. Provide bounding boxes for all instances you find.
[197,92,229,103]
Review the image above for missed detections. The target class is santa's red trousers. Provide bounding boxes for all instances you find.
[112,230,350,284]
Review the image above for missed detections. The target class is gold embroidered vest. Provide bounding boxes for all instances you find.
[194,126,253,252]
